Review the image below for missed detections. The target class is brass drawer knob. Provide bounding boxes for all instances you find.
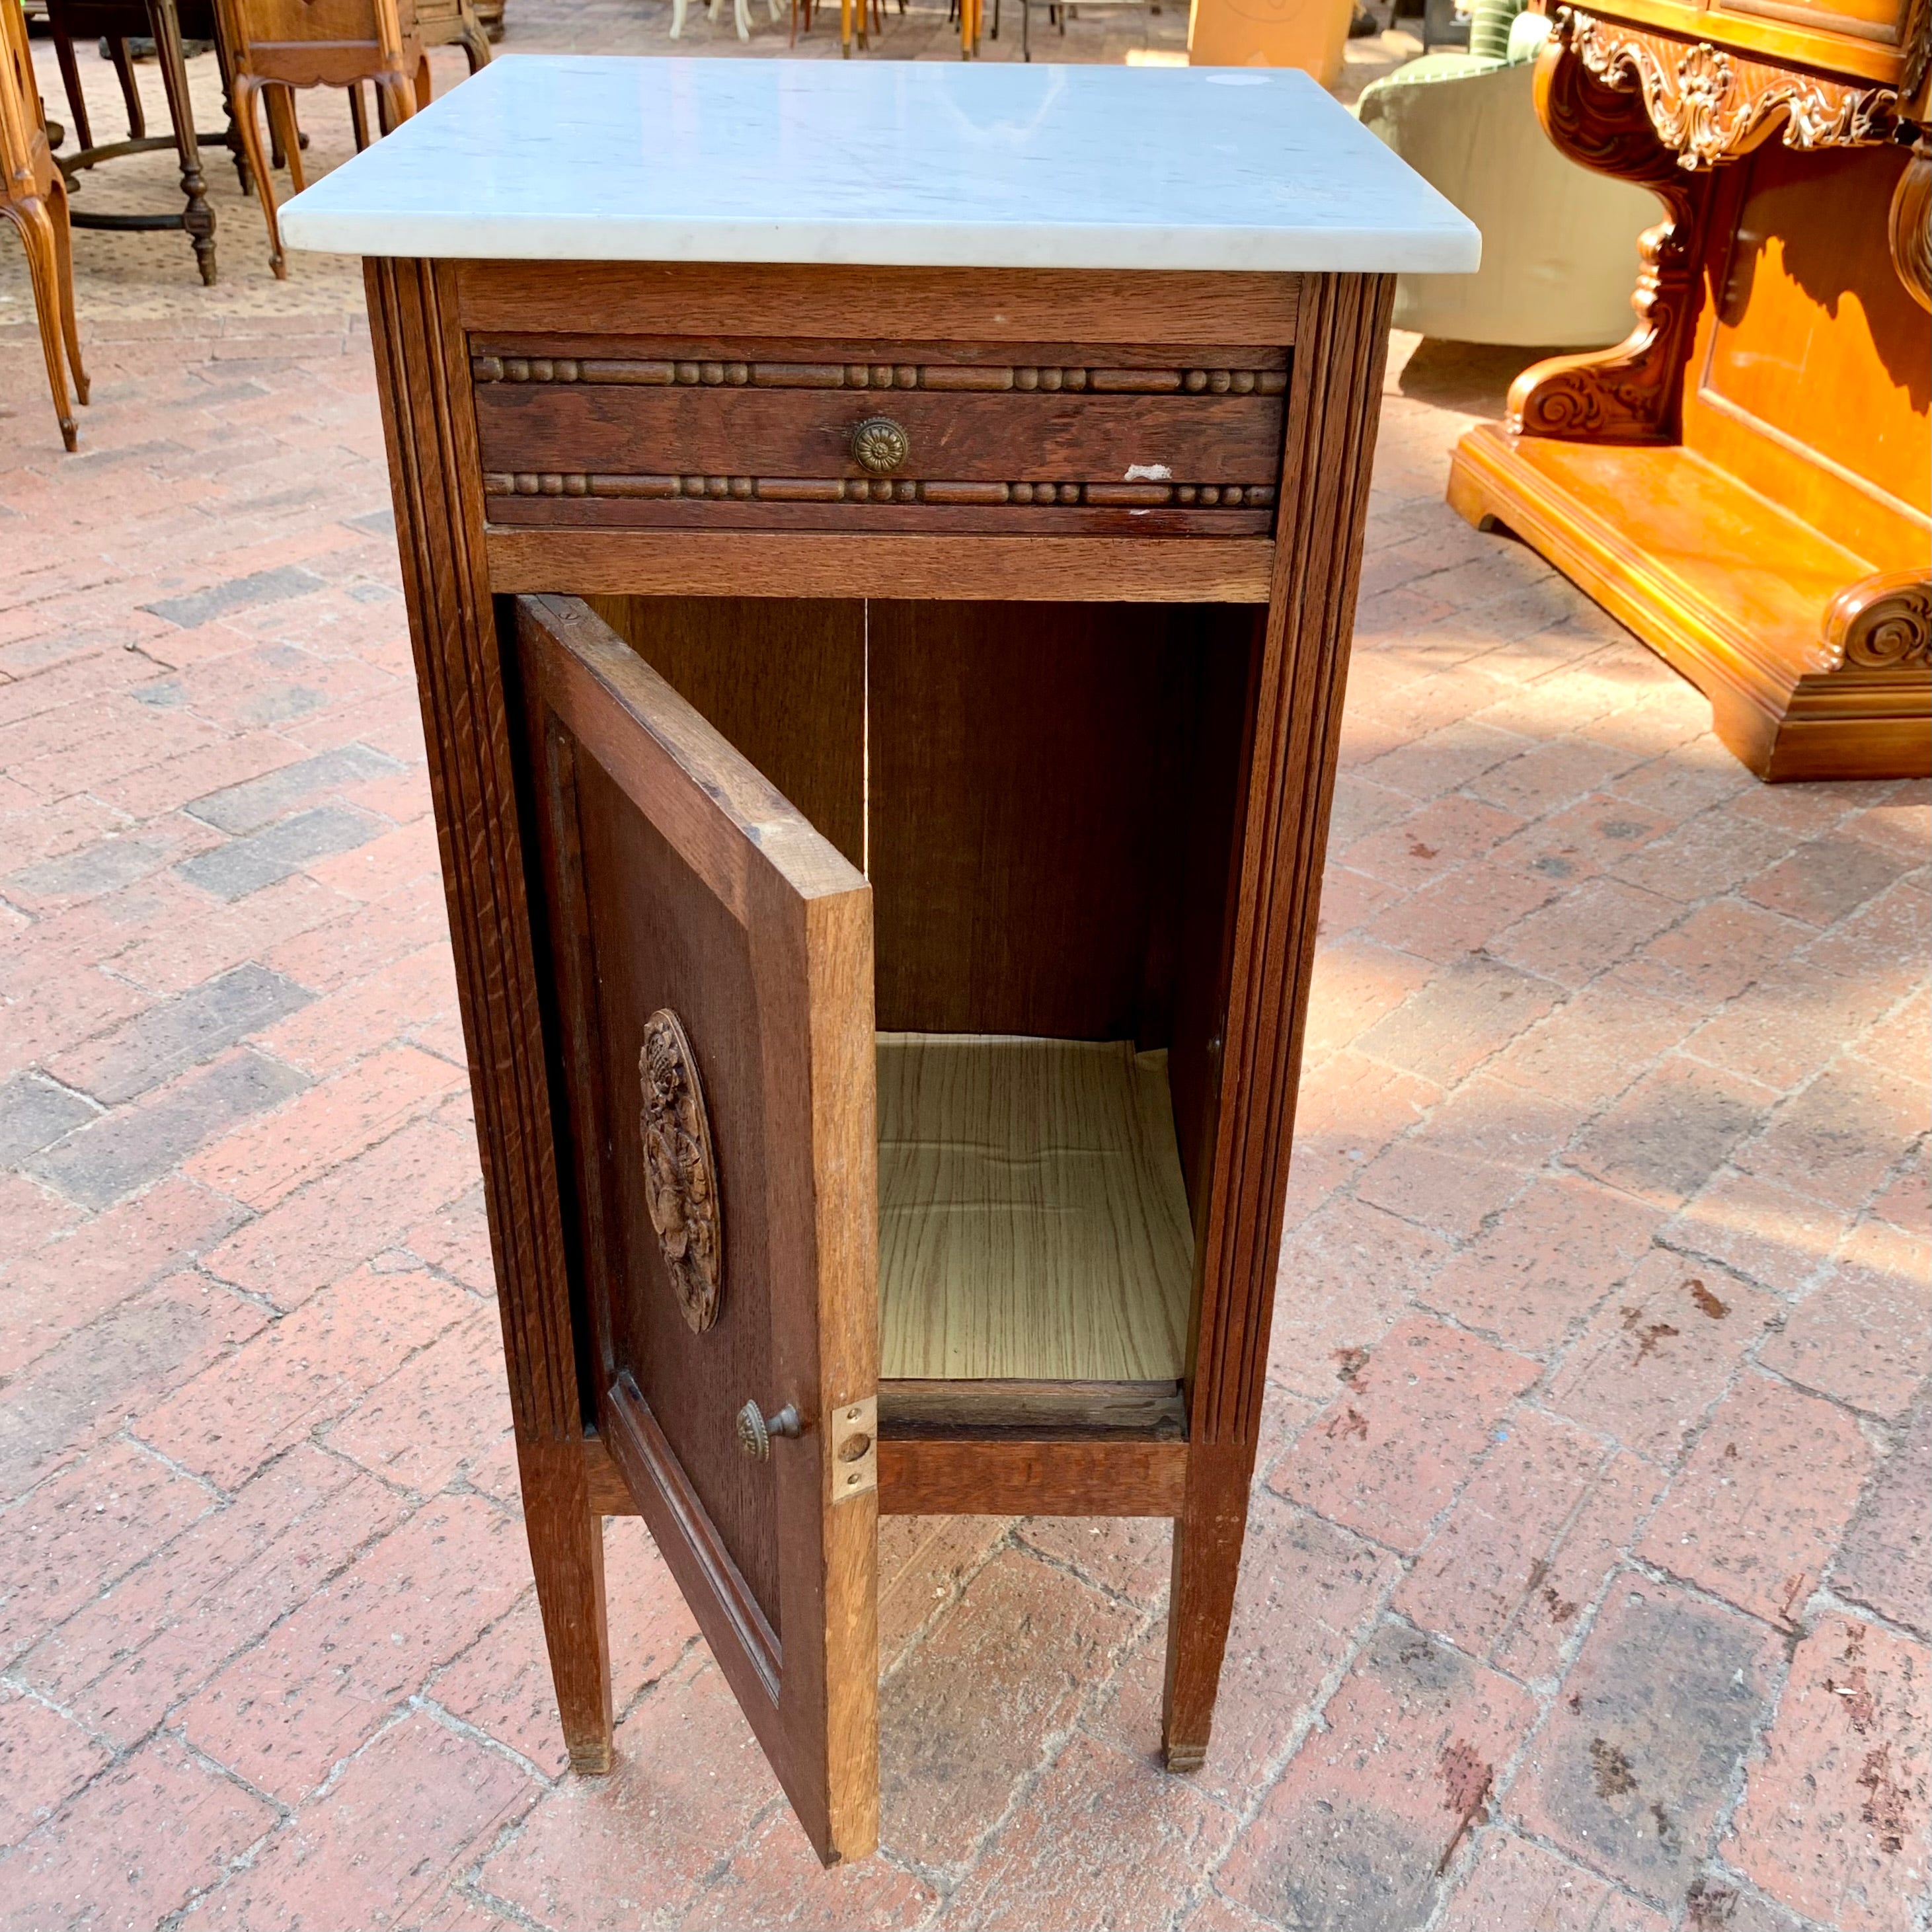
[737,1400,802,1460]
[850,416,911,476]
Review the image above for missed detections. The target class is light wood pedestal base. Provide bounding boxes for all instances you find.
[1449,426,1932,784]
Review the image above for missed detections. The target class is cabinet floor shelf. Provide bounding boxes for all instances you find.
[878,1033,1193,1385]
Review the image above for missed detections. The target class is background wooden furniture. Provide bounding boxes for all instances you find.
[1449,0,1931,781]
[413,0,487,67]
[46,0,222,282]
[215,0,420,277]
[1358,0,1658,344]
[3,0,87,447]
[283,58,1474,1865]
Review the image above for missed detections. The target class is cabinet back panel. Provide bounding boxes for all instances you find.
[584,594,867,870]
[869,599,1171,1040]
[590,593,1254,1179]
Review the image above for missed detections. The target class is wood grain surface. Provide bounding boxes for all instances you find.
[514,592,880,1865]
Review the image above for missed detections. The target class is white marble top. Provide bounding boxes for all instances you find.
[280,56,1479,273]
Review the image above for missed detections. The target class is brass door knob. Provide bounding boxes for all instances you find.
[736,1400,802,1460]
[850,417,910,475]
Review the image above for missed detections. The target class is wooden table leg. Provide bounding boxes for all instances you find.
[147,0,216,284]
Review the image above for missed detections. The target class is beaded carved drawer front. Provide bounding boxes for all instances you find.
[471,337,1290,537]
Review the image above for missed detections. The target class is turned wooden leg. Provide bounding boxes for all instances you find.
[148,0,216,284]
[46,172,89,409]
[4,199,79,452]
[1161,1440,1253,1771]
[231,75,283,278]
[52,27,93,151]
[520,1438,614,1775]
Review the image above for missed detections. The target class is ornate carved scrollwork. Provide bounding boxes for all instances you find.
[1891,132,1932,312]
[1508,7,1910,444]
[1822,572,1932,672]
[638,1009,722,1334]
[1569,13,1898,169]
[1508,9,1711,442]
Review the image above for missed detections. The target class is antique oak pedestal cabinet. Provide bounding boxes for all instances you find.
[282,57,1476,1863]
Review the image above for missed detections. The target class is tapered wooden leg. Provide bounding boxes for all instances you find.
[520,1437,614,1775]
[52,28,93,151]
[108,38,147,137]
[348,81,370,151]
[46,173,89,408]
[231,75,284,277]
[266,85,305,193]
[4,200,79,452]
[1161,1440,1252,1771]
[414,55,433,112]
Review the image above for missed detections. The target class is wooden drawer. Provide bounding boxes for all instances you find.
[472,335,1289,537]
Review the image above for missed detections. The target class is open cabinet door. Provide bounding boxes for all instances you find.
[512,594,880,1865]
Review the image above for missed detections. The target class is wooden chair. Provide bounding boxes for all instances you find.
[44,0,225,282]
[3,0,88,447]
[412,0,488,79]
[215,0,433,277]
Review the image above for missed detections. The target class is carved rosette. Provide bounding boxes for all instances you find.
[638,1009,723,1333]
[1822,572,1932,672]
[1568,12,1899,171]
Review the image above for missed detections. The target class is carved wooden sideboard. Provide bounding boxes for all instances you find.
[282,59,1476,1863]
[1448,0,1931,781]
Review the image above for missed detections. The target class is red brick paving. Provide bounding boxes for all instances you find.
[3,247,1927,1932]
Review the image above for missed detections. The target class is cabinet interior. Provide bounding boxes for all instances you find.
[588,594,1259,1414]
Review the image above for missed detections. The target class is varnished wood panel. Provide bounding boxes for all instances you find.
[547,732,787,1629]
[514,593,880,1865]
[1449,423,1931,779]
[875,1434,1190,1516]
[1164,272,1398,1767]
[485,530,1277,603]
[454,260,1304,347]
[1161,606,1261,1223]
[1577,0,1915,83]
[365,258,609,1773]
[1690,140,1929,560]
[485,495,1274,540]
[1465,3,1929,784]
[869,599,1190,1040]
[876,1036,1192,1383]
[585,595,866,871]
[878,1379,1186,1436]
[474,385,1286,490]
